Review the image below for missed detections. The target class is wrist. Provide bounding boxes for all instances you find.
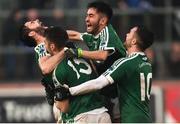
[77,48,83,58]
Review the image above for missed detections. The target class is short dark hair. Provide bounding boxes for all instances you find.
[44,27,68,49]
[87,1,113,21]
[136,26,154,51]
[19,25,36,47]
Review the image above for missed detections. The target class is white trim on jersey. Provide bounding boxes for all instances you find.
[98,26,116,56]
[103,47,115,56]
[80,32,90,41]
[103,53,140,84]
[99,26,109,51]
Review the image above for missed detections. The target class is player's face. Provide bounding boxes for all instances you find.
[124,27,138,49]
[85,8,102,35]
[24,19,42,30]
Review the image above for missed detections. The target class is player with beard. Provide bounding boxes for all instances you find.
[65,1,126,121]
[20,19,66,122]
[55,26,154,123]
[44,27,110,123]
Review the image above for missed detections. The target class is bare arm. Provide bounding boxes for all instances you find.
[82,50,109,61]
[66,30,83,42]
[39,50,65,74]
[34,43,65,74]
[69,75,113,96]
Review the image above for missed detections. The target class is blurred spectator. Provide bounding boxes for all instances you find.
[166,42,180,78]
[43,9,66,28]
[25,8,39,21]
[2,9,22,46]
[1,9,23,79]
[18,0,55,10]
[118,0,153,10]
[64,0,78,9]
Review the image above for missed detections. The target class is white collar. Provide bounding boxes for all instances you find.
[128,52,145,57]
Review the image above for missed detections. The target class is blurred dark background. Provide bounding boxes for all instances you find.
[0,0,180,123]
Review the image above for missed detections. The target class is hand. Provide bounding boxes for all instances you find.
[54,85,71,101]
[41,78,55,105]
[45,87,54,105]
[64,47,83,59]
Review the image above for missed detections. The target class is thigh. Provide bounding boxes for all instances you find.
[75,112,111,123]
[98,112,112,123]
[53,104,62,123]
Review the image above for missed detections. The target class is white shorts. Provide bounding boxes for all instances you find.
[74,111,111,123]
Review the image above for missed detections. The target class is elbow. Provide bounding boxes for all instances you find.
[41,66,52,75]
[99,54,108,61]
[98,51,109,61]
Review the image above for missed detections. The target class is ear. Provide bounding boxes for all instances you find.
[50,43,55,51]
[100,17,108,25]
[28,31,36,37]
[131,39,137,45]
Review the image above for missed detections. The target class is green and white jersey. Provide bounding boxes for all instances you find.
[103,52,152,123]
[80,24,126,74]
[34,43,54,88]
[53,58,105,122]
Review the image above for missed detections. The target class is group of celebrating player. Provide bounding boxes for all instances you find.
[20,1,154,123]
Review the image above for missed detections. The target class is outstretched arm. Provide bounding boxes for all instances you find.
[81,50,109,61]
[65,48,110,61]
[67,30,83,42]
[69,75,113,96]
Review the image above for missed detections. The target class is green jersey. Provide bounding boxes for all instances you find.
[81,24,126,74]
[34,44,54,87]
[34,52,53,86]
[81,24,126,98]
[53,58,105,122]
[103,52,152,123]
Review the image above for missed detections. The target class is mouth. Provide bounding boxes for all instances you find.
[86,23,92,30]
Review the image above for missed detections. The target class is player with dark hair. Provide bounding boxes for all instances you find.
[56,26,154,123]
[44,26,111,123]
[20,20,66,122]
[66,1,126,121]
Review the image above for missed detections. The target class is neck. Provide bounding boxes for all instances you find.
[34,35,45,45]
[94,24,106,36]
[127,46,142,55]
[52,47,64,55]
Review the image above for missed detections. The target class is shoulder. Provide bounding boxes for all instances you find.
[55,59,67,73]
[115,53,140,67]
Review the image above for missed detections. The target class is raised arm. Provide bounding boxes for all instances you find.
[39,50,65,74]
[34,43,65,74]
[67,30,83,42]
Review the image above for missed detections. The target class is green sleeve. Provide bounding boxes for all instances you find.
[81,33,93,45]
[103,58,126,83]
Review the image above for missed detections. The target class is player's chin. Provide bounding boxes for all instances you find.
[86,27,93,33]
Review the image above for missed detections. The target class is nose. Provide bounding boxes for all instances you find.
[85,16,89,22]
